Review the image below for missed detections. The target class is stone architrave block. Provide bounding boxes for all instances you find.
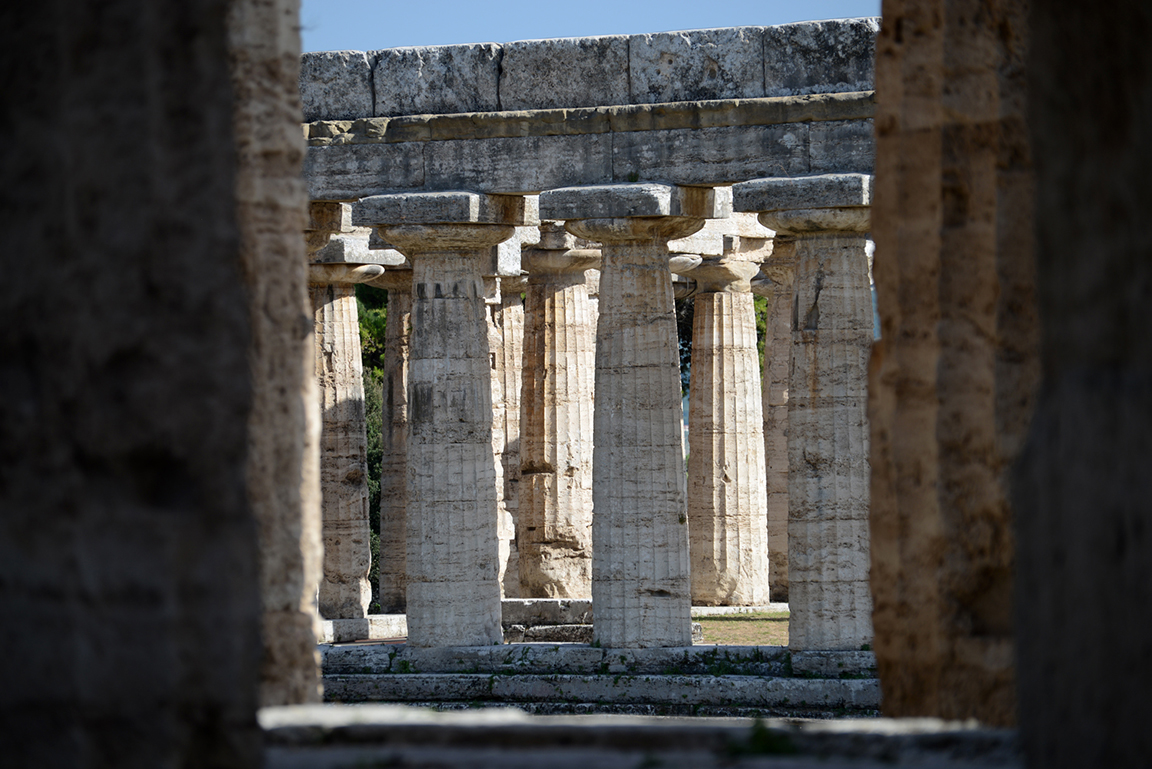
[374,44,501,117]
[538,183,719,221]
[425,134,613,194]
[612,124,810,186]
[629,27,766,104]
[763,19,880,98]
[353,191,535,227]
[300,51,374,122]
[304,142,425,201]
[500,36,630,110]
[809,119,875,174]
[733,173,873,213]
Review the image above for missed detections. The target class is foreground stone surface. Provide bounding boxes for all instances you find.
[868,0,1032,726]
[263,707,1020,769]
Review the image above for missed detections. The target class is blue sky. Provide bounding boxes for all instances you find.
[300,0,881,52]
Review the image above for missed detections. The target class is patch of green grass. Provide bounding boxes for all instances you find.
[692,610,789,646]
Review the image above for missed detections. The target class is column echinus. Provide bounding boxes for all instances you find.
[733,173,874,651]
[539,183,720,647]
[308,215,384,619]
[353,191,534,647]
[681,252,771,606]
[518,222,600,598]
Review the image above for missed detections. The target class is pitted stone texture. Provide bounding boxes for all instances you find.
[686,261,770,606]
[518,250,599,599]
[629,27,766,104]
[378,280,411,613]
[311,283,373,619]
[733,173,873,214]
[500,36,630,111]
[384,226,514,647]
[300,51,374,122]
[374,44,500,117]
[763,19,880,98]
[483,278,517,600]
[581,218,698,648]
[356,191,535,227]
[541,183,720,222]
[755,242,798,602]
[788,232,873,651]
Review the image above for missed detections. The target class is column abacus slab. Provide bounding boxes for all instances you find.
[355,191,531,647]
[734,173,873,651]
[682,257,770,606]
[540,183,721,647]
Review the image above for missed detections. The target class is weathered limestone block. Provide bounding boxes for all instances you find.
[499,35,630,111]
[483,277,516,599]
[309,280,373,619]
[306,201,351,254]
[734,174,874,651]
[374,43,500,117]
[763,19,880,97]
[518,239,600,598]
[629,27,766,103]
[868,0,1032,726]
[683,257,770,606]
[751,241,798,602]
[540,183,722,647]
[364,270,413,614]
[355,192,531,647]
[300,50,374,122]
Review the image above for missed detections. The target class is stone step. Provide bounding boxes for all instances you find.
[323,672,881,711]
[263,704,1022,769]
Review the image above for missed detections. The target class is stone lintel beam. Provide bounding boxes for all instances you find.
[540,183,722,224]
[354,190,537,229]
[308,263,385,285]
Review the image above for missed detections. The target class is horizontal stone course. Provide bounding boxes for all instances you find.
[732,172,874,212]
[299,20,879,122]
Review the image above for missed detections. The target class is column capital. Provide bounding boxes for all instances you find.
[732,173,872,235]
[377,223,516,253]
[680,257,760,293]
[308,263,385,285]
[523,248,600,277]
[566,217,705,243]
[539,183,724,243]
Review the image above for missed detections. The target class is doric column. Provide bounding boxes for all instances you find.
[518,225,600,598]
[308,245,384,619]
[354,192,531,647]
[734,174,874,650]
[752,240,799,603]
[682,256,770,606]
[363,269,413,614]
[540,183,719,648]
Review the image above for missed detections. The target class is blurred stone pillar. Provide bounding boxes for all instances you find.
[735,174,874,651]
[540,183,720,647]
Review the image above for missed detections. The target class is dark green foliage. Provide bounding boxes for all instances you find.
[753,294,768,373]
[675,296,694,395]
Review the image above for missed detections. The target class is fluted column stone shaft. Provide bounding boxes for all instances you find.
[309,266,383,619]
[365,270,413,613]
[735,174,874,651]
[497,281,525,598]
[357,192,533,647]
[755,241,798,602]
[518,246,600,598]
[685,258,770,606]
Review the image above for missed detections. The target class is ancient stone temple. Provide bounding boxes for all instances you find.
[8,2,1152,766]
